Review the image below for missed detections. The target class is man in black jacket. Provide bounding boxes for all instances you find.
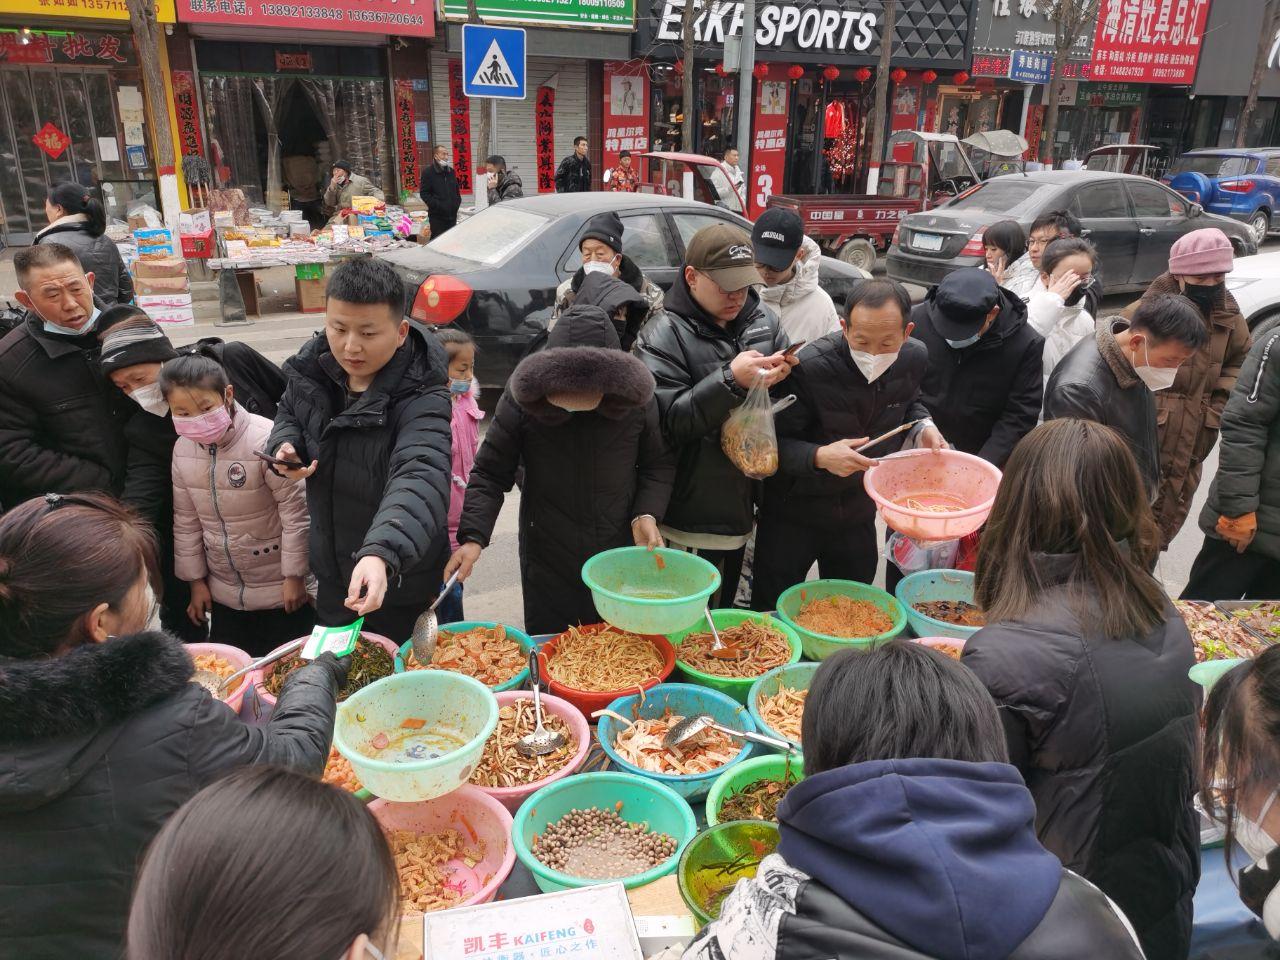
[637,223,796,606]
[1045,293,1207,498]
[269,258,452,642]
[911,268,1044,468]
[0,243,125,510]
[753,280,945,611]
[420,144,462,238]
[485,155,524,204]
[555,136,592,193]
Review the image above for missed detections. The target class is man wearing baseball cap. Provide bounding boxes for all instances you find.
[751,208,839,344]
[636,223,795,606]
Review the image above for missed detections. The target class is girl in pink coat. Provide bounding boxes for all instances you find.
[161,355,314,655]
[437,329,482,623]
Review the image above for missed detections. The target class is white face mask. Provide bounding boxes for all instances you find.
[1239,789,1280,864]
[1133,340,1180,392]
[850,348,899,383]
[582,259,616,277]
[128,381,169,417]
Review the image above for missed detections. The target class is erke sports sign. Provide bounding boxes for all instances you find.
[654,0,878,53]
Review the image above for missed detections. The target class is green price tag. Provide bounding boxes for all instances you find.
[300,618,364,660]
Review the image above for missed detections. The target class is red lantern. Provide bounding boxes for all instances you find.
[890,67,907,83]
[822,65,840,82]
[715,62,729,77]
[953,71,970,85]
[853,66,872,82]
[922,69,938,84]
[674,59,684,75]
[753,62,770,80]
[787,64,805,80]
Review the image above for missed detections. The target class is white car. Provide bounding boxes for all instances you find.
[1226,250,1280,333]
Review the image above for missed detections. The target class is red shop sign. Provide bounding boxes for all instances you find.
[171,69,204,158]
[535,85,556,193]
[175,0,434,38]
[601,61,649,183]
[749,63,790,218]
[447,59,473,194]
[275,51,312,71]
[1090,0,1209,85]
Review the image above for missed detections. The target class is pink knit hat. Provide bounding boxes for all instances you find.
[1168,228,1234,275]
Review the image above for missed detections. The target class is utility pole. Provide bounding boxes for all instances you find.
[466,0,492,204]
[125,0,179,226]
[1239,0,1280,147]
[680,0,698,153]
[735,0,757,210]
[864,0,896,194]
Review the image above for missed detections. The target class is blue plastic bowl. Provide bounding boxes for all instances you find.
[894,570,981,640]
[395,621,535,693]
[597,682,754,802]
[747,661,820,750]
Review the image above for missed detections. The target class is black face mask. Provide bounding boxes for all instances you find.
[1183,281,1223,313]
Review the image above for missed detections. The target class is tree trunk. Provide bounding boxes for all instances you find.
[1239,0,1280,147]
[467,0,491,197]
[1040,37,1072,166]
[125,0,180,223]
[864,0,897,192]
[681,0,698,153]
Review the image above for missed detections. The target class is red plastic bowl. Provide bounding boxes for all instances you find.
[538,623,676,719]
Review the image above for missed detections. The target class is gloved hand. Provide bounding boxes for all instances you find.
[311,651,352,692]
[1216,513,1258,554]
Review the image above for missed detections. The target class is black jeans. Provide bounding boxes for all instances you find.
[752,509,878,613]
[428,214,457,239]
[210,601,317,657]
[1182,535,1280,601]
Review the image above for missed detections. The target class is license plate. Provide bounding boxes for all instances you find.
[912,232,945,252]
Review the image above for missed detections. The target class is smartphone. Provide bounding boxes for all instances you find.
[782,340,808,358]
[253,449,305,469]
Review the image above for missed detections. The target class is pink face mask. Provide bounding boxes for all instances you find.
[173,404,232,445]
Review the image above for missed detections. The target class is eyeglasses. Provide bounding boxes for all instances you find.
[695,271,749,297]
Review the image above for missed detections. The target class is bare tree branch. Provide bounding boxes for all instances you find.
[1037,0,1101,164]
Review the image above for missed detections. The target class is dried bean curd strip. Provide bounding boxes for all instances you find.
[386,827,485,913]
[546,625,664,691]
[758,685,805,743]
[612,710,737,775]
[470,700,578,787]
[679,620,791,678]
[795,596,894,639]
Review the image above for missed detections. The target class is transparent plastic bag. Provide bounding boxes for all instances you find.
[885,531,960,576]
[721,375,780,480]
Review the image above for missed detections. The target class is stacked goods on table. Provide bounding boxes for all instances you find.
[178,207,214,260]
[132,237,194,328]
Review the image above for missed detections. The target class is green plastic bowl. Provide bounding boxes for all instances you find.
[776,579,906,660]
[512,770,698,893]
[670,610,803,704]
[748,662,819,750]
[1189,657,1249,692]
[705,753,804,826]
[394,621,536,693]
[582,547,721,635]
[677,820,781,925]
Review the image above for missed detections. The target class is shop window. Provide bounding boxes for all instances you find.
[1127,182,1177,218]
[1071,181,1130,220]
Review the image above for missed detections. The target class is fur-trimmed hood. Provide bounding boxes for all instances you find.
[1098,318,1141,390]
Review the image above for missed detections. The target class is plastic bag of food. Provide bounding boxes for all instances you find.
[885,531,960,576]
[721,375,780,479]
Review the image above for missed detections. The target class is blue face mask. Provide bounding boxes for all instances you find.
[43,305,100,337]
[945,330,982,350]
[449,378,472,396]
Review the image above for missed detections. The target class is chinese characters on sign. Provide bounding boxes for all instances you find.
[1091,0,1210,84]
[171,70,204,158]
[1008,49,1052,84]
[274,51,312,71]
[33,122,71,160]
[602,61,650,180]
[394,79,419,193]
[446,60,474,193]
[535,85,556,193]
[0,29,135,65]
[750,63,790,217]
[442,0,633,31]
[175,0,434,38]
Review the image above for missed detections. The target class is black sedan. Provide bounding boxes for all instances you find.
[885,170,1257,293]
[379,193,868,387]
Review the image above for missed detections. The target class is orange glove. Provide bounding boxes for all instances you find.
[1216,513,1258,554]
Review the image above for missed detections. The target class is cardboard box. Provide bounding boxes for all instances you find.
[178,208,212,235]
[295,277,326,313]
[150,306,195,327]
[132,256,188,279]
[180,230,214,259]
[137,293,193,310]
[133,275,191,296]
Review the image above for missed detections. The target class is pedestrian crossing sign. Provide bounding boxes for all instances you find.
[462,23,527,100]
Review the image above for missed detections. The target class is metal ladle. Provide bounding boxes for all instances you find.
[408,570,461,663]
[702,605,745,661]
[190,636,307,699]
[663,713,793,753]
[516,648,566,758]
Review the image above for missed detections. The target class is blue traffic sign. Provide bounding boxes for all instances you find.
[462,23,526,100]
[1009,49,1053,85]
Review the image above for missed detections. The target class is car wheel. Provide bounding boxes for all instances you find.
[838,238,877,273]
[1250,210,1270,245]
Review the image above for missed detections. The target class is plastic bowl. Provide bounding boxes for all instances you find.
[368,785,515,909]
[513,770,698,893]
[669,610,803,705]
[776,580,906,660]
[705,753,804,826]
[864,449,1002,542]
[255,632,399,715]
[538,623,676,717]
[186,641,256,714]
[332,670,498,802]
[911,636,970,660]
[395,621,536,693]
[470,690,592,813]
[895,570,983,640]
[582,547,721,635]
[748,661,819,750]
[1190,657,1249,693]
[597,683,755,802]
[677,820,781,925]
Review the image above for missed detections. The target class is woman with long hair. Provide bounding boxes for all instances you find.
[0,492,344,960]
[35,181,133,304]
[963,418,1200,960]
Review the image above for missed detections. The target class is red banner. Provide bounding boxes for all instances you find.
[890,75,923,163]
[174,0,433,38]
[394,79,418,194]
[601,61,649,183]
[1023,104,1044,161]
[749,64,790,218]
[535,85,556,193]
[447,60,473,194]
[1091,0,1209,85]
[172,69,204,158]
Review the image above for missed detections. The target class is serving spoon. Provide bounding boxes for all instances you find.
[190,636,307,698]
[408,570,461,663]
[663,713,793,753]
[702,605,745,661]
[516,648,566,758]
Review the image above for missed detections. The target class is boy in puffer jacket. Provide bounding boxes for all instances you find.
[163,354,313,655]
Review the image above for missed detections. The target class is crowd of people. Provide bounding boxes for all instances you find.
[3,176,1280,960]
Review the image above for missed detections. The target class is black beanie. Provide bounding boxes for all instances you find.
[580,212,624,255]
[98,307,178,373]
[333,159,353,174]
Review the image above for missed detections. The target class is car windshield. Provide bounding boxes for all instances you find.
[427,207,550,265]
[1169,154,1253,178]
[945,179,1051,215]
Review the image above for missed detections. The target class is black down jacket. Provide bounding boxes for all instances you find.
[36,220,134,305]
[0,316,126,510]
[0,631,342,960]
[962,554,1201,960]
[420,161,462,219]
[458,284,675,635]
[267,326,452,604]
[636,272,788,539]
[911,285,1043,467]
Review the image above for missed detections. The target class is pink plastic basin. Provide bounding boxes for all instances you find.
[186,642,255,714]
[254,632,398,716]
[864,449,1002,542]
[910,636,969,659]
[368,785,516,910]
[474,691,592,812]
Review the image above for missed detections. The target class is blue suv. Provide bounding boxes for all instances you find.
[1165,148,1280,245]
